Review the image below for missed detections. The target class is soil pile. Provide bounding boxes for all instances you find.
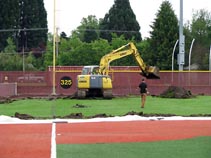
[14,112,34,119]
[63,113,83,119]
[160,86,192,98]
[0,96,12,104]
[12,111,211,120]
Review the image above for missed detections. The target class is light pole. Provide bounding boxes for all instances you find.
[22,28,27,72]
[172,39,179,83]
[209,45,211,71]
[178,0,185,71]
[172,40,179,72]
[56,27,60,58]
[188,39,195,86]
[22,45,25,72]
[209,45,211,85]
[52,0,56,95]
[188,39,195,71]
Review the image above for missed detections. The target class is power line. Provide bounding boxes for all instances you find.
[76,28,140,33]
[0,28,48,33]
[0,27,139,34]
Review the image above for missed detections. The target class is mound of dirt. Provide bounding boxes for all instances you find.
[88,113,113,118]
[0,96,13,104]
[72,104,89,108]
[124,111,143,116]
[14,112,34,120]
[13,111,211,120]
[62,113,83,119]
[160,86,192,99]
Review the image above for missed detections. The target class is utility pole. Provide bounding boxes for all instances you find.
[178,0,185,71]
[52,0,56,95]
[209,45,211,71]
[56,27,60,58]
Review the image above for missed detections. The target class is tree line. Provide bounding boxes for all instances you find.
[0,0,211,71]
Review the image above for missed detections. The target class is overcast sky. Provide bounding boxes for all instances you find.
[44,0,211,39]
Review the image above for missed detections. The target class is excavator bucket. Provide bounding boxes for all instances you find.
[141,66,160,79]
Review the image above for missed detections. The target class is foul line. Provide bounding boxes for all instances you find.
[51,123,56,158]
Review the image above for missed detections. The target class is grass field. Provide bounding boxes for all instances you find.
[1,96,211,158]
[0,96,211,118]
[57,136,211,158]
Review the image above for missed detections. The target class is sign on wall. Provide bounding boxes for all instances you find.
[60,76,72,89]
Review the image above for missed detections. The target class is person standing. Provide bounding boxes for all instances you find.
[139,78,148,108]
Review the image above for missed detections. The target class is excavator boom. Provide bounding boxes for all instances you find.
[99,42,160,79]
[77,42,160,99]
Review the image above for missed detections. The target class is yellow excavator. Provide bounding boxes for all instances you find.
[77,42,160,98]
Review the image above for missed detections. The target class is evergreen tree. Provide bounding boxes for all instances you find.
[99,0,141,42]
[188,9,211,70]
[149,1,178,70]
[0,0,19,51]
[0,0,47,52]
[19,0,48,52]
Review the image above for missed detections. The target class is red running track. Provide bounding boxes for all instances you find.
[0,124,52,158]
[0,120,211,158]
[56,120,211,144]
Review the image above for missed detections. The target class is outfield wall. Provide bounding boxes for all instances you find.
[0,66,211,96]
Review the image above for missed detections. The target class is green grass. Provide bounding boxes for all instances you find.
[0,96,211,118]
[57,136,211,158]
[1,96,211,158]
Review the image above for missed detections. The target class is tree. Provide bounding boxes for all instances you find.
[0,0,47,52]
[44,32,112,68]
[191,9,211,45]
[24,52,37,70]
[0,0,19,51]
[71,15,99,43]
[110,34,133,66]
[3,38,16,54]
[64,39,111,66]
[43,34,54,67]
[99,0,142,42]
[188,9,211,69]
[138,38,153,65]
[149,1,178,70]
[60,32,69,40]
[0,37,22,71]
[18,0,48,51]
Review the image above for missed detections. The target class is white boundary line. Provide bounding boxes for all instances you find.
[1,115,211,124]
[51,123,56,158]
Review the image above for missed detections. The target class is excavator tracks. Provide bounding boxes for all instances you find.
[77,89,112,99]
[103,89,112,99]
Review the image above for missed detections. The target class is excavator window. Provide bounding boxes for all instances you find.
[92,67,99,75]
[81,66,100,75]
[82,68,90,75]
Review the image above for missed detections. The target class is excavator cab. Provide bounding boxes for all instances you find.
[141,66,160,79]
[81,66,99,75]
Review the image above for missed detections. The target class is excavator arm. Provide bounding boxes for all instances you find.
[99,42,160,79]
